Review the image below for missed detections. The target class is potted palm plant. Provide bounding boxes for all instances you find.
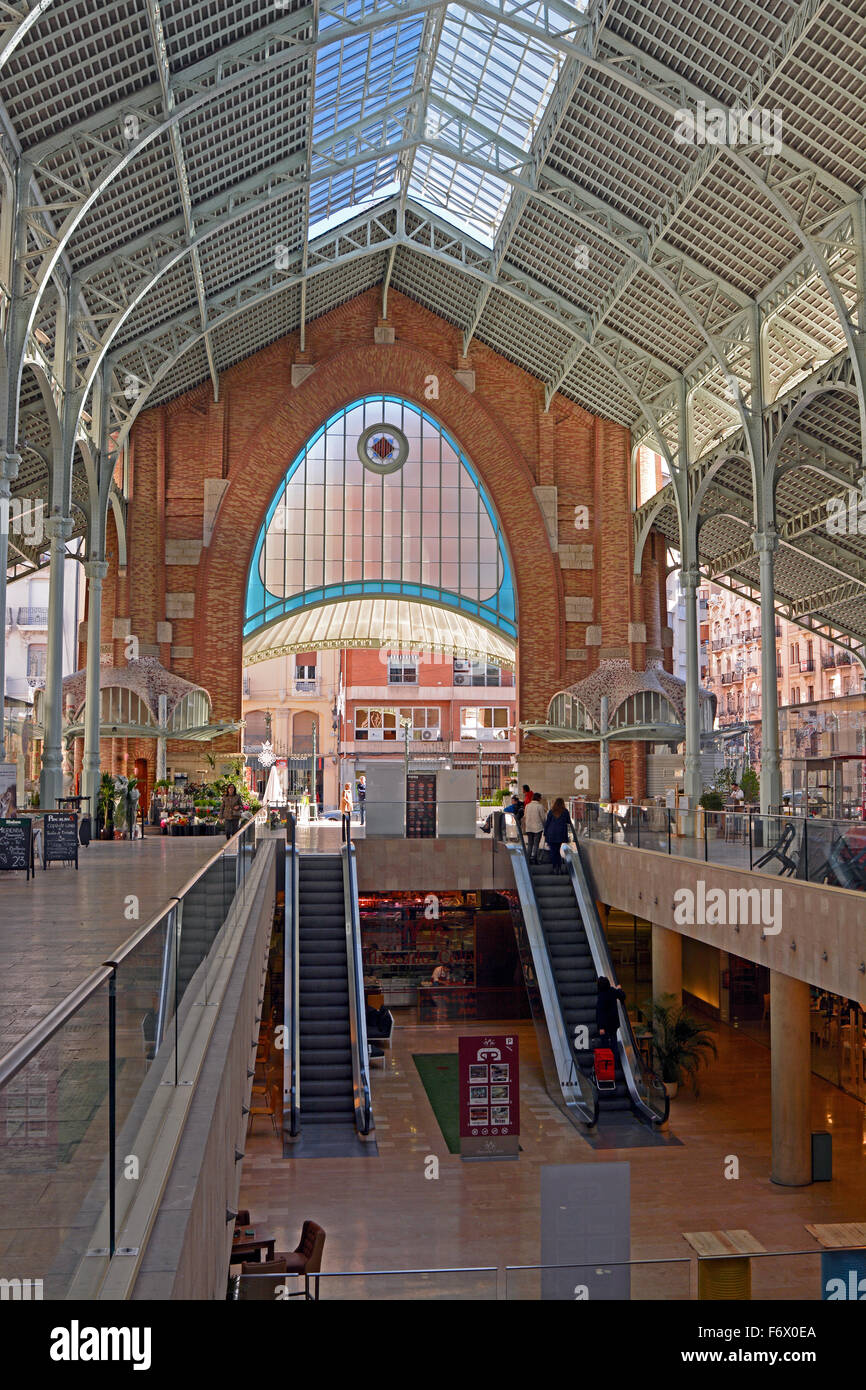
[98,772,116,839]
[645,994,718,1097]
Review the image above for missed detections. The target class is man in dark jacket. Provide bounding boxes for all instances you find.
[596,976,626,1041]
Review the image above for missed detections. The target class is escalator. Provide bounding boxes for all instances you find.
[285,831,373,1151]
[506,826,667,1131]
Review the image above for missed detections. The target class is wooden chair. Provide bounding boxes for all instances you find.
[281,1220,327,1301]
[247,1082,281,1137]
[251,1062,276,1098]
[236,1256,289,1301]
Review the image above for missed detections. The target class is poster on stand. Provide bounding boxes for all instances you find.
[459,1033,519,1160]
[0,763,17,817]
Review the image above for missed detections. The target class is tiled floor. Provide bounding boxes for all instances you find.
[0,834,217,1055]
[240,1013,866,1299]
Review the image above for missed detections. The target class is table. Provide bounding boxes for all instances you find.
[682,1228,765,1300]
[230,1233,276,1264]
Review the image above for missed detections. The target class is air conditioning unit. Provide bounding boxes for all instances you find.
[421,728,440,741]
[454,673,471,686]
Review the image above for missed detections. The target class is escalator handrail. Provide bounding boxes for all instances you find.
[342,837,373,1136]
[286,813,300,1137]
[561,839,669,1126]
[506,817,599,1126]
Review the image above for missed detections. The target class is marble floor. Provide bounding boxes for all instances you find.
[240,1013,866,1299]
[0,834,217,1055]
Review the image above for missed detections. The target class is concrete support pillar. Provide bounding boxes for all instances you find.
[651,924,682,1008]
[755,530,782,814]
[770,971,812,1186]
[156,694,167,782]
[40,515,73,809]
[82,558,108,813]
[681,565,703,822]
[599,695,610,800]
[0,452,21,760]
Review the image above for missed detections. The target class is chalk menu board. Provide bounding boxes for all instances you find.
[43,812,79,870]
[0,817,34,880]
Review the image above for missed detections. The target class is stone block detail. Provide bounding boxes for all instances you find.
[559,544,594,570]
[585,625,602,646]
[138,643,160,659]
[374,324,395,344]
[157,621,173,644]
[628,621,647,643]
[203,478,230,546]
[291,363,315,386]
[100,643,113,666]
[565,596,593,623]
[166,591,195,619]
[532,485,558,552]
[165,539,202,566]
[171,645,194,660]
[454,368,475,392]
[565,648,587,662]
[661,625,674,648]
[646,646,664,662]
[601,646,630,661]
[111,616,131,639]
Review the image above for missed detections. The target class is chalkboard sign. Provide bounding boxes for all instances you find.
[43,812,79,870]
[0,817,34,879]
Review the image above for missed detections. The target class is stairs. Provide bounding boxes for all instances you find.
[530,860,631,1115]
[298,855,355,1126]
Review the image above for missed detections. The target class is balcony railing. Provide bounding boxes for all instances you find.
[17,607,48,627]
[292,678,320,696]
[799,659,815,673]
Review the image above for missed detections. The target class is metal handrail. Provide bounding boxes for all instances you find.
[286,812,300,1137]
[0,815,261,1089]
[506,817,598,1127]
[562,840,669,1126]
[342,814,372,1136]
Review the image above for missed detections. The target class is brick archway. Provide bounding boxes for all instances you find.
[198,339,565,729]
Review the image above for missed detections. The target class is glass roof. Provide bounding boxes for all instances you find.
[309,0,583,244]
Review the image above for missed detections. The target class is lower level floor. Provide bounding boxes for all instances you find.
[239,1012,866,1298]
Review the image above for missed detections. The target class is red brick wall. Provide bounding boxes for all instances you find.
[101,287,660,794]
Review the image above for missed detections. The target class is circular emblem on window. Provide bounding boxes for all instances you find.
[357,423,409,474]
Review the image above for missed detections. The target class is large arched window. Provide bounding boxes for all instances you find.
[245,396,516,643]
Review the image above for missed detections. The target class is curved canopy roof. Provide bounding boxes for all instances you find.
[242,596,517,666]
[3,0,866,649]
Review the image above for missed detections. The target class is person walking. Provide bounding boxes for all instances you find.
[544,796,574,874]
[523,791,546,863]
[219,783,244,839]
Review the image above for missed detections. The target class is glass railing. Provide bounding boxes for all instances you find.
[230,1266,500,1301]
[228,1249,850,1299]
[571,800,866,891]
[0,815,264,1299]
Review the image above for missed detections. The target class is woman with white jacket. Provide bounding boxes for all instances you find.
[523,792,546,863]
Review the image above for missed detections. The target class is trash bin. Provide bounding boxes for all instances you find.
[812,1130,832,1181]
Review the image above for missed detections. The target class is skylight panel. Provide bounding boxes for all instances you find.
[408,1,566,236]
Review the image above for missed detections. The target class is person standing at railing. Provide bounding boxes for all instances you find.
[357,776,366,825]
[544,797,574,874]
[523,792,546,863]
[219,783,243,839]
[341,782,353,818]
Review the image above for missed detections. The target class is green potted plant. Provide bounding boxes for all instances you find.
[740,767,759,804]
[98,772,115,839]
[645,994,718,1098]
